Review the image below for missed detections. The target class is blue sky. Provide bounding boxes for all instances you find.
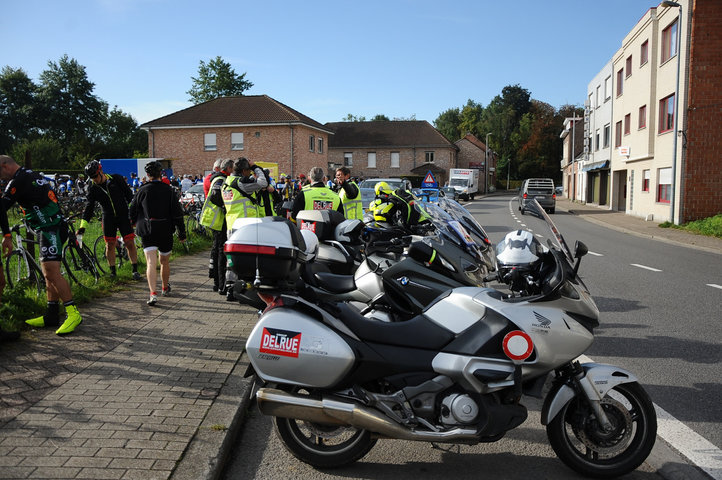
[2,0,657,126]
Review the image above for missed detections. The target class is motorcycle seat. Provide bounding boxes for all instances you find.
[334,302,454,350]
[314,272,356,294]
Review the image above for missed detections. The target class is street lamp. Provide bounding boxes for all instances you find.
[662,0,682,223]
[485,132,492,194]
[507,157,512,191]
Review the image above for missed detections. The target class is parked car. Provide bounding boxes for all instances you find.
[441,186,460,201]
[359,178,413,210]
[181,183,206,209]
[555,185,563,196]
[518,178,556,214]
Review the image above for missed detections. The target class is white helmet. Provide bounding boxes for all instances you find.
[495,230,546,270]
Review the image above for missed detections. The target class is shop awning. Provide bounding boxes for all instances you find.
[582,160,609,172]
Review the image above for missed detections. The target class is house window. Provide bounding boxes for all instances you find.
[425,151,435,163]
[615,121,622,147]
[595,86,600,108]
[231,132,244,150]
[603,124,610,148]
[604,76,612,101]
[626,55,633,78]
[616,68,624,96]
[624,114,631,135]
[309,135,315,152]
[595,129,600,151]
[343,152,353,167]
[657,167,672,203]
[659,94,675,133]
[367,152,376,168]
[641,40,649,66]
[642,169,650,192]
[639,105,647,129]
[204,133,217,151]
[318,138,323,153]
[390,152,400,168]
[662,19,678,63]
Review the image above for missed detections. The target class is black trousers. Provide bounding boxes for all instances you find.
[209,228,227,289]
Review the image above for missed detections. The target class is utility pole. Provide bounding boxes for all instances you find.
[485,132,492,194]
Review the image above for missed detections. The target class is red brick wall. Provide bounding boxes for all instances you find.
[456,138,485,169]
[682,0,722,221]
[146,125,329,178]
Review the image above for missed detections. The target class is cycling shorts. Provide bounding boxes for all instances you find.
[38,225,69,263]
[141,234,173,256]
[102,216,135,242]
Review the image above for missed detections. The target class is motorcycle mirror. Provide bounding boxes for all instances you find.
[574,240,588,259]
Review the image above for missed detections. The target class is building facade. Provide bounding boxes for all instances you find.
[560,117,585,202]
[326,121,458,186]
[582,60,614,206]
[140,95,333,179]
[455,134,497,193]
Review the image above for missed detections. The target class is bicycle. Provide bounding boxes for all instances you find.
[62,215,100,287]
[92,233,143,274]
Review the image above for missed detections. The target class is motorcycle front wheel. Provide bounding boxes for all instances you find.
[273,389,377,468]
[547,381,657,479]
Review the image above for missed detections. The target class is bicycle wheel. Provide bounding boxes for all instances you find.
[63,243,99,288]
[186,214,199,240]
[92,236,108,274]
[5,250,45,295]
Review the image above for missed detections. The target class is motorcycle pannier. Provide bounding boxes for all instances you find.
[296,209,345,241]
[225,217,309,289]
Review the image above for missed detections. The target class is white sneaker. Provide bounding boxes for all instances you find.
[147,294,157,306]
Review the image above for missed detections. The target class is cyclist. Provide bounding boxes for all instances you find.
[0,155,82,335]
[76,160,141,280]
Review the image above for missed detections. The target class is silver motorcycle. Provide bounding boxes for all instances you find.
[229,200,657,478]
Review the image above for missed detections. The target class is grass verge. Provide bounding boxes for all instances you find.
[659,214,722,238]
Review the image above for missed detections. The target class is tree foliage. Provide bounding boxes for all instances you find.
[0,55,148,168]
[187,56,253,104]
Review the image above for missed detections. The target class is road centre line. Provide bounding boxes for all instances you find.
[576,355,722,479]
[631,263,662,272]
[588,251,604,256]
[707,284,722,290]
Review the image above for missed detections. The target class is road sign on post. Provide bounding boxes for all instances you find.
[421,170,438,188]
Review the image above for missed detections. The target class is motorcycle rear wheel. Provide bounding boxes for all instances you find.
[272,389,377,468]
[547,381,657,479]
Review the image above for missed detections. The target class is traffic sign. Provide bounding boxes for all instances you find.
[421,170,438,188]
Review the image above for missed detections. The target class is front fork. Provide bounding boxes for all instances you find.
[563,362,614,431]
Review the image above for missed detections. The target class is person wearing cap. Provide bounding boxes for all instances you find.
[334,166,363,219]
[0,155,82,335]
[129,161,186,306]
[290,167,343,221]
[77,160,141,279]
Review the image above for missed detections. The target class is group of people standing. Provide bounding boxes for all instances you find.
[199,159,363,298]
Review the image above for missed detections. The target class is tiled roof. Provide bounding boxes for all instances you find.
[141,95,332,133]
[325,121,457,149]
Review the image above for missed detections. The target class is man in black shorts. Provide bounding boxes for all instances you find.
[129,161,186,306]
[0,155,82,335]
[77,160,141,279]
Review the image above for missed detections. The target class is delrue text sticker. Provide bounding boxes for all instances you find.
[260,328,302,358]
[312,200,333,210]
[300,221,316,233]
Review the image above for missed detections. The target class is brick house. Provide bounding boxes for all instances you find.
[325,121,458,186]
[455,133,498,193]
[140,95,333,178]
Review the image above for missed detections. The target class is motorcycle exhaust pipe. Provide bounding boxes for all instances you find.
[256,388,478,443]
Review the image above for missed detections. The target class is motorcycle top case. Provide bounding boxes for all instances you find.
[296,209,345,241]
[225,217,309,289]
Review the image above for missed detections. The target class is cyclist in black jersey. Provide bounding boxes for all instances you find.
[0,155,82,335]
[77,160,141,279]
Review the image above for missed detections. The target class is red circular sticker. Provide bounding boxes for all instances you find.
[502,331,534,362]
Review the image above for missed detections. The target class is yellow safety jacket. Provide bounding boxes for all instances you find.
[222,175,260,229]
[200,175,227,231]
[302,185,341,212]
[338,181,363,219]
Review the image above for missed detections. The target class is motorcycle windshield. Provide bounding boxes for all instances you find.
[419,202,486,265]
[515,199,574,265]
[437,197,492,248]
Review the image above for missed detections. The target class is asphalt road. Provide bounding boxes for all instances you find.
[221,194,719,479]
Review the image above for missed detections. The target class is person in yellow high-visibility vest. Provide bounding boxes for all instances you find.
[290,167,343,222]
[334,166,363,219]
[221,157,268,299]
[200,158,234,293]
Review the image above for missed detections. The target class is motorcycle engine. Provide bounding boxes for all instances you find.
[440,393,479,426]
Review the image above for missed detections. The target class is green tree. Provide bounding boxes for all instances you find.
[9,136,65,170]
[37,55,105,149]
[370,114,390,121]
[94,105,148,158]
[434,107,461,141]
[458,99,484,138]
[0,66,39,154]
[516,100,563,181]
[187,56,253,104]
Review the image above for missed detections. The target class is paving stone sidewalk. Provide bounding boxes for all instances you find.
[0,251,258,480]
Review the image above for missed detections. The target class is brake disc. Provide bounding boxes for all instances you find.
[574,397,633,457]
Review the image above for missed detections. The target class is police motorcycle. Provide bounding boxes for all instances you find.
[228,200,495,322]
[227,199,657,478]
